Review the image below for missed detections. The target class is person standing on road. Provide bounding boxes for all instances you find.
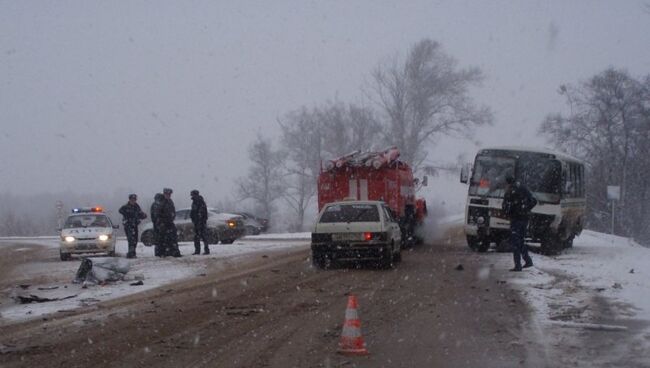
[150,193,165,257]
[502,175,537,272]
[190,190,210,255]
[160,188,182,257]
[119,194,147,259]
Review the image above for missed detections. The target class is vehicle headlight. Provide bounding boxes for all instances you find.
[64,236,75,242]
[227,220,236,228]
[477,216,485,225]
[98,234,110,241]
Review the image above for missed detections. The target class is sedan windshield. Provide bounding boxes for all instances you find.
[319,204,380,223]
[64,215,110,228]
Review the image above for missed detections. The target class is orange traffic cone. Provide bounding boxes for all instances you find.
[337,294,369,356]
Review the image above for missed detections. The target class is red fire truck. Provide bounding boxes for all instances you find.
[318,147,428,244]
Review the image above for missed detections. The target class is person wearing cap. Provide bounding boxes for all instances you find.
[159,188,182,257]
[190,190,210,255]
[502,175,537,271]
[119,194,147,259]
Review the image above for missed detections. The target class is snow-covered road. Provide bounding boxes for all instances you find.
[0,234,310,323]
[3,222,650,366]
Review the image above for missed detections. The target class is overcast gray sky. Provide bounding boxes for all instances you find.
[1,1,649,206]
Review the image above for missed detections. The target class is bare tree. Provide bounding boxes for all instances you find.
[370,39,493,172]
[319,101,382,158]
[278,107,323,231]
[540,68,650,241]
[236,135,286,221]
[278,103,382,230]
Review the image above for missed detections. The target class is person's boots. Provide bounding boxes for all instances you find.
[203,245,210,255]
[127,245,136,259]
[193,242,200,255]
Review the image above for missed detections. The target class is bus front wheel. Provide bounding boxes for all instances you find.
[466,235,479,250]
[541,234,561,255]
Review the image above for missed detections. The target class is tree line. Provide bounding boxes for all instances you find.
[236,38,493,231]
[238,40,650,244]
[3,39,647,243]
[540,68,650,244]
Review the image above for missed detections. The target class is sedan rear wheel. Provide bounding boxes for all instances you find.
[379,245,394,269]
[392,241,402,263]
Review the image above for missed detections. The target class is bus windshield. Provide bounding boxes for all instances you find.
[469,155,514,198]
[517,156,561,203]
[469,153,562,203]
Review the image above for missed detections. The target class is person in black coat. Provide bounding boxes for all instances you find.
[190,190,210,255]
[119,194,147,259]
[160,188,181,257]
[150,193,164,257]
[502,176,537,271]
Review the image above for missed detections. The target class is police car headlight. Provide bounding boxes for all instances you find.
[477,216,485,225]
[98,234,110,241]
[64,236,75,242]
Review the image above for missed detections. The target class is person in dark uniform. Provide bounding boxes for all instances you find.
[190,190,210,255]
[502,175,537,271]
[150,193,164,257]
[160,188,181,257]
[118,194,147,259]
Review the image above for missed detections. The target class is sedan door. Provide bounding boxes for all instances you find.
[382,205,402,245]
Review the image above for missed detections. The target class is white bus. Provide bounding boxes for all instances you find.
[460,146,586,254]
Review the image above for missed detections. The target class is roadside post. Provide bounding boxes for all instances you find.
[606,186,620,235]
[56,200,64,229]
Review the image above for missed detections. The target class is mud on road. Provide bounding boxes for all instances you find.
[0,237,535,368]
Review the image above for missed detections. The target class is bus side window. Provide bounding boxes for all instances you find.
[579,165,585,197]
[563,165,571,196]
[570,164,576,198]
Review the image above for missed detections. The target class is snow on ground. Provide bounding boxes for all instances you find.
[0,234,309,323]
[436,215,650,366]
[501,230,650,367]
[510,230,650,321]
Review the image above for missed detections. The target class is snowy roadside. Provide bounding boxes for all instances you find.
[504,231,650,367]
[0,234,309,324]
[434,215,650,366]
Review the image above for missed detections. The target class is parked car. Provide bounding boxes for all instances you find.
[235,212,269,232]
[59,207,118,261]
[140,208,245,246]
[311,200,402,269]
[234,212,265,235]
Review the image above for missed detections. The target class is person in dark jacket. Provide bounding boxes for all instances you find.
[150,193,164,257]
[119,194,147,259]
[502,176,537,271]
[190,190,210,255]
[160,188,181,257]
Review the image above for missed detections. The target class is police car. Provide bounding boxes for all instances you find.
[59,207,118,261]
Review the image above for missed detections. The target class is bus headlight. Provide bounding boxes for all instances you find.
[98,234,109,241]
[477,216,485,225]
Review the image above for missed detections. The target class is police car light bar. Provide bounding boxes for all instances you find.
[72,207,104,213]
